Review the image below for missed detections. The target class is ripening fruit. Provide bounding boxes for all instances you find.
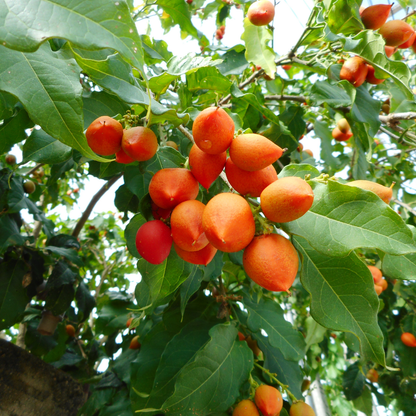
[86,116,123,156]
[149,168,199,210]
[165,140,179,150]
[115,147,135,164]
[129,335,141,350]
[260,177,314,223]
[290,401,316,416]
[5,154,16,165]
[238,331,246,341]
[173,242,217,266]
[189,144,226,189]
[121,126,158,162]
[332,127,353,142]
[378,278,388,291]
[245,335,262,356]
[337,118,351,134]
[366,368,379,383]
[255,385,283,416]
[374,284,383,296]
[401,332,416,347]
[247,0,275,26]
[151,201,172,220]
[282,64,292,70]
[233,399,260,416]
[202,193,255,252]
[348,180,392,204]
[126,317,133,328]
[385,45,396,57]
[366,65,385,85]
[339,57,368,87]
[225,158,278,197]
[23,180,36,194]
[171,200,209,252]
[243,234,299,292]
[379,20,414,47]
[360,4,392,30]
[65,324,76,337]
[368,265,383,284]
[398,31,416,49]
[304,149,313,157]
[301,379,311,392]
[135,220,173,264]
[229,134,283,172]
[192,107,235,154]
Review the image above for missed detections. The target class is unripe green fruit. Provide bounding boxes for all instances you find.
[23,180,36,194]
[290,401,316,416]
[5,154,16,165]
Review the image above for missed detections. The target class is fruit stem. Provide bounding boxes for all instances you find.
[145,88,153,127]
[254,362,298,402]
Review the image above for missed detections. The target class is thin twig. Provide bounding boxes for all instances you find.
[26,163,44,176]
[402,9,416,20]
[379,112,416,123]
[177,125,195,143]
[393,199,416,217]
[264,94,307,103]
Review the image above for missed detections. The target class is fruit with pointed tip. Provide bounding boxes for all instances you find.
[229,134,283,171]
[339,56,368,87]
[379,20,414,47]
[243,234,299,292]
[129,335,141,350]
[173,242,217,266]
[401,332,416,347]
[254,385,283,416]
[366,64,385,84]
[86,116,123,156]
[360,4,392,30]
[282,64,292,70]
[332,127,353,142]
[121,126,158,162]
[366,368,379,383]
[304,149,314,157]
[348,180,392,203]
[149,168,199,210]
[233,400,260,416]
[5,154,16,165]
[192,107,235,155]
[65,324,76,337]
[260,176,314,223]
[337,118,351,134]
[202,193,255,252]
[135,220,173,264]
[115,147,135,164]
[23,180,36,194]
[368,265,383,284]
[398,30,416,49]
[247,0,275,26]
[289,401,316,416]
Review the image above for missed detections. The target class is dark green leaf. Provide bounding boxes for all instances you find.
[187,67,232,93]
[278,163,320,179]
[217,49,249,76]
[75,281,96,322]
[0,215,25,251]
[115,184,140,213]
[310,80,353,107]
[180,268,205,318]
[124,213,146,258]
[45,246,83,267]
[327,0,363,35]
[353,386,373,416]
[343,362,365,401]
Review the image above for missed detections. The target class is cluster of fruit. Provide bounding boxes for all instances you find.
[367,265,389,296]
[216,25,226,40]
[233,384,315,416]
[332,118,353,142]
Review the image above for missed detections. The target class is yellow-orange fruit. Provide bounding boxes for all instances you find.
[340,57,368,87]
[332,127,353,142]
[348,180,392,204]
[378,278,388,291]
[366,369,379,383]
[366,65,385,85]
[360,4,392,30]
[401,332,416,347]
[225,158,277,197]
[229,134,283,171]
[121,126,158,162]
[149,168,199,210]
[202,193,255,253]
[247,0,275,26]
[86,116,123,156]
[233,400,260,416]
[65,324,76,337]
[398,31,416,49]
[171,200,209,252]
[173,242,217,266]
[165,140,179,150]
[304,149,314,157]
[379,20,414,47]
[245,335,262,356]
[260,177,314,223]
[368,265,383,284]
[290,401,316,416]
[385,45,396,57]
[192,107,235,154]
[243,234,299,292]
[374,284,383,296]
[337,118,351,134]
[255,385,283,416]
[189,144,226,189]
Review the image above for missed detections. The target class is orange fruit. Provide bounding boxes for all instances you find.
[173,242,217,266]
[225,158,277,197]
[247,0,275,26]
[339,57,368,88]
[233,400,260,416]
[332,127,353,142]
[192,107,235,154]
[86,116,123,156]
[378,278,388,291]
[337,118,351,134]
[290,401,315,416]
[368,265,383,284]
[255,385,283,416]
[129,335,141,350]
[243,234,299,292]
[401,332,416,347]
[348,180,392,204]
[171,200,209,252]
[374,284,383,296]
[366,368,379,383]
[379,20,414,47]
[260,177,314,223]
[360,4,392,30]
[65,324,76,337]
[115,147,135,164]
[366,65,385,85]
[121,126,158,162]
[229,134,283,171]
[202,193,255,252]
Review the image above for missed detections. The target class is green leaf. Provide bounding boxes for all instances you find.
[0,259,29,330]
[124,213,147,258]
[327,0,363,35]
[115,184,140,213]
[310,80,353,107]
[0,43,108,162]
[75,281,96,322]
[23,129,72,164]
[167,54,223,76]
[162,323,253,415]
[0,0,146,76]
[217,49,249,76]
[45,246,83,267]
[278,163,320,179]
[279,104,306,141]
[141,35,172,65]
[180,268,205,318]
[282,179,416,257]
[351,86,381,138]
[242,291,306,361]
[0,91,18,120]
[343,362,365,401]
[294,236,385,366]
[241,18,276,79]
[353,386,373,416]
[305,316,327,350]
[0,215,25,251]
[382,251,416,281]
[187,67,232,93]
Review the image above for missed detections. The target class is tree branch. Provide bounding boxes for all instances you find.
[26,163,44,176]
[379,112,416,124]
[177,125,195,143]
[72,174,123,238]
[393,199,416,217]
[264,94,307,103]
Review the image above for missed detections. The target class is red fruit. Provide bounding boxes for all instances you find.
[401,332,416,347]
[366,369,379,383]
[115,147,135,164]
[238,331,246,341]
[121,126,158,162]
[282,65,292,70]
[126,317,133,328]
[398,30,416,49]
[149,168,199,210]
[243,234,299,292]
[171,200,209,252]
[332,127,353,142]
[385,46,396,57]
[229,134,283,171]
[290,401,315,416]
[186,0,193,3]
[368,265,383,284]
[173,243,217,266]
[225,158,277,197]
[255,385,283,416]
[151,201,172,220]
[135,220,173,264]
[366,65,385,85]
[65,324,76,337]
[233,400,260,416]
[189,144,226,189]
[379,20,414,47]
[360,4,392,30]
[129,335,141,350]
[192,107,235,155]
[339,57,368,87]
[247,0,275,26]
[216,29,224,40]
[86,116,123,156]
